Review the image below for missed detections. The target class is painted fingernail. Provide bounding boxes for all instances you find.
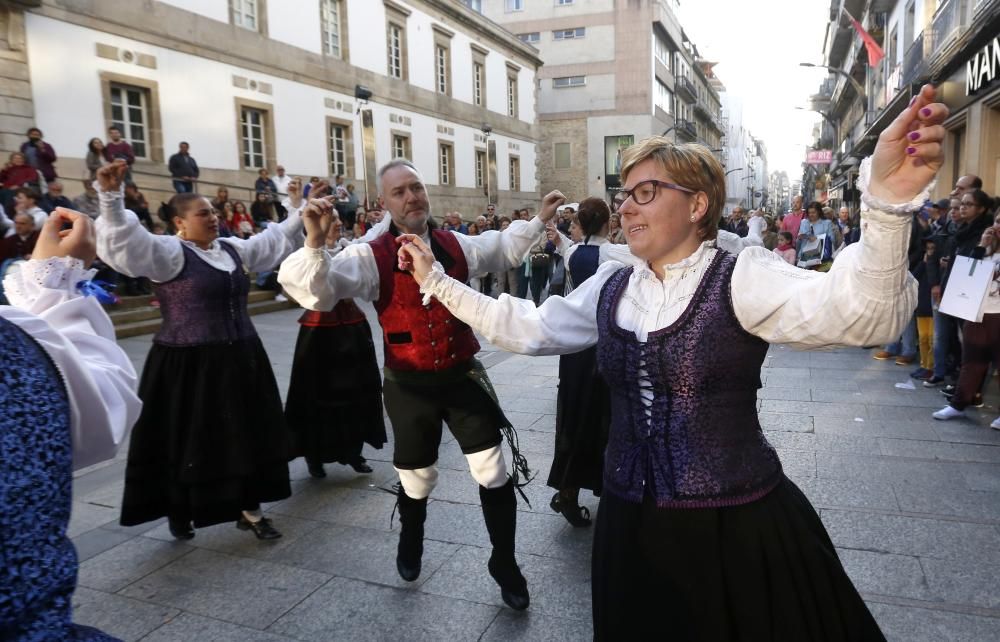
[921,107,932,117]
[909,96,918,107]
[906,146,917,155]
[908,131,921,141]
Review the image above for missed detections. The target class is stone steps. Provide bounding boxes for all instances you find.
[107,289,293,339]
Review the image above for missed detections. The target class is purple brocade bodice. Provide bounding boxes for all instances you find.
[596,251,783,508]
[152,243,256,347]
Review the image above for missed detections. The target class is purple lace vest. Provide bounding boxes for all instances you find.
[596,250,783,508]
[153,242,256,347]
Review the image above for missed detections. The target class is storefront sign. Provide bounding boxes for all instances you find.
[966,35,1000,96]
[806,150,833,165]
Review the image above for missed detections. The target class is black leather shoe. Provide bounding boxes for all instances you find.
[168,517,194,540]
[349,458,373,474]
[550,492,591,528]
[307,461,326,479]
[488,555,530,611]
[236,516,282,540]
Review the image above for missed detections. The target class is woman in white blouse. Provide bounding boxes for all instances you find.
[94,161,306,542]
[380,85,947,639]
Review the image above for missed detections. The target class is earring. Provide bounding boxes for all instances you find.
[690,215,696,222]
[177,229,187,239]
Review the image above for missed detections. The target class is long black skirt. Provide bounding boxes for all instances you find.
[592,476,885,641]
[284,322,387,464]
[547,346,610,493]
[120,338,291,528]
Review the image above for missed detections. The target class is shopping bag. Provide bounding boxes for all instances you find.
[797,233,827,268]
[939,255,995,322]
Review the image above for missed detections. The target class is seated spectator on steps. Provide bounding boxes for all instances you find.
[41,180,73,214]
[0,212,39,261]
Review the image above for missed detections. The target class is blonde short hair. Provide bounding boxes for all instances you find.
[619,138,726,241]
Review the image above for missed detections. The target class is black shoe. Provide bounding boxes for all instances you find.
[941,384,957,396]
[550,492,591,528]
[488,554,530,610]
[348,458,373,474]
[396,489,427,582]
[236,516,282,540]
[168,517,194,540]
[481,480,530,611]
[973,393,984,408]
[923,376,946,388]
[307,461,326,479]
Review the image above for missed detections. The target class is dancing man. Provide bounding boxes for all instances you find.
[279,158,565,610]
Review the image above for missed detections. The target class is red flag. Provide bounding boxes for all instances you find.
[844,9,885,68]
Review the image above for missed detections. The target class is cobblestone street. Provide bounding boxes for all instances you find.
[70,306,1000,641]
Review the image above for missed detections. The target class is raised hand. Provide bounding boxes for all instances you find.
[396,234,436,285]
[538,190,567,223]
[32,208,97,267]
[869,84,948,203]
[96,160,129,192]
[287,177,303,208]
[545,221,562,247]
[302,196,336,249]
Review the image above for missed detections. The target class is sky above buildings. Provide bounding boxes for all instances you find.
[677,0,835,179]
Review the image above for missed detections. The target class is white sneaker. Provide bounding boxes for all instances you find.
[991,417,1000,431]
[274,293,288,302]
[932,405,965,420]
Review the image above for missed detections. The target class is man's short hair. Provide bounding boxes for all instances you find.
[26,127,41,136]
[14,186,39,201]
[13,211,33,223]
[377,158,421,193]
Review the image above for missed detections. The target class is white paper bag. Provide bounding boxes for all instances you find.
[940,255,994,322]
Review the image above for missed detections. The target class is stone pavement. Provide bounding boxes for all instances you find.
[70,306,1000,641]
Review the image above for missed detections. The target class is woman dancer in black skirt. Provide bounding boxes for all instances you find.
[399,85,948,640]
[284,210,387,479]
[546,198,612,526]
[95,161,306,541]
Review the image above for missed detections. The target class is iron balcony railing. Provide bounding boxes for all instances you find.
[902,31,926,85]
[674,74,697,103]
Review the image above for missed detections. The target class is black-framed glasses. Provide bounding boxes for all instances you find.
[611,179,696,212]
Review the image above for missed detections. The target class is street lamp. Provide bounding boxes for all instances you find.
[795,106,838,147]
[798,62,866,101]
[725,167,743,176]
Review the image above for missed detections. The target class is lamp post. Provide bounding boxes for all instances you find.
[798,62,867,102]
[795,106,838,150]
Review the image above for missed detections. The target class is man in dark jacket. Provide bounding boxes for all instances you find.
[20,127,57,183]
[168,142,199,193]
[41,181,73,213]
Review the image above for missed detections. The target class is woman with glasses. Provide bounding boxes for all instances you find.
[395,85,947,639]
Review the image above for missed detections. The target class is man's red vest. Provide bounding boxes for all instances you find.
[369,229,480,372]
[297,300,366,327]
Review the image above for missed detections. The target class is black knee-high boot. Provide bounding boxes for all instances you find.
[396,489,427,582]
[480,478,530,610]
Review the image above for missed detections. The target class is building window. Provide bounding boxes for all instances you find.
[655,79,673,115]
[553,75,586,88]
[475,149,486,187]
[436,45,450,94]
[518,32,540,44]
[509,156,520,191]
[553,27,585,40]
[506,0,524,11]
[439,143,454,185]
[328,121,348,177]
[556,0,574,4]
[462,0,482,12]
[506,66,519,118]
[554,142,571,169]
[230,0,260,31]
[321,0,345,58]
[473,62,484,106]
[109,84,149,159]
[392,133,411,159]
[654,33,670,68]
[240,106,267,169]
[387,23,405,79]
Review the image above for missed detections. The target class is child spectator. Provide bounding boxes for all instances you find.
[773,231,796,265]
[910,239,936,380]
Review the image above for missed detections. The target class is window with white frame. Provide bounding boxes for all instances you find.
[506,0,524,11]
[240,106,267,169]
[230,0,258,31]
[507,74,518,118]
[654,33,670,68]
[509,156,520,191]
[387,22,405,79]
[518,32,540,44]
[556,0,574,5]
[328,121,347,177]
[475,149,486,187]
[321,0,343,58]
[462,0,483,12]
[436,45,449,94]
[473,62,484,106]
[439,143,453,185]
[655,79,673,114]
[553,27,585,40]
[553,76,585,88]
[554,142,571,169]
[392,134,410,159]
[110,84,149,159]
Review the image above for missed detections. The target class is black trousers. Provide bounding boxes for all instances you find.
[382,375,502,470]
